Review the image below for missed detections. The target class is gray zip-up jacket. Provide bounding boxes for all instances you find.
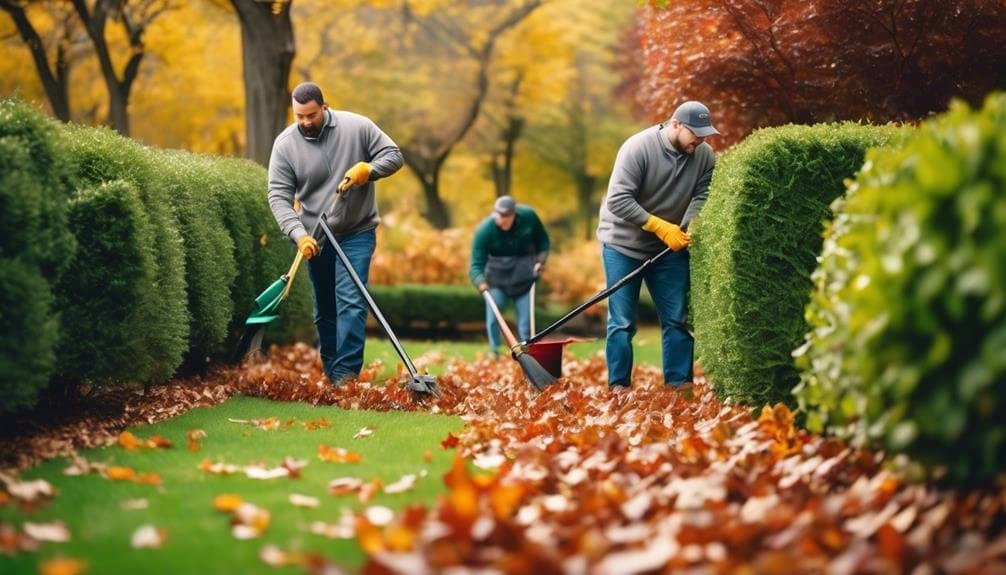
[597,123,715,260]
[268,109,404,243]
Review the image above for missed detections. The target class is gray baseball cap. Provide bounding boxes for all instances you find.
[493,195,516,216]
[671,101,719,137]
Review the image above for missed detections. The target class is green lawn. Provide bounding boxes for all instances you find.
[2,328,661,573]
[363,325,664,378]
[0,397,463,574]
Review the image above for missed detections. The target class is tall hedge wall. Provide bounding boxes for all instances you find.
[53,181,162,387]
[691,123,900,406]
[0,100,74,414]
[60,124,190,384]
[0,97,316,414]
[158,150,238,366]
[794,94,1006,483]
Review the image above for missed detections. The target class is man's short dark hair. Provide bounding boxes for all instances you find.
[292,82,324,106]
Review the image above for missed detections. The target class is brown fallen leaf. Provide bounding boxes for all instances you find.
[130,524,168,549]
[318,445,362,464]
[329,477,364,496]
[39,556,87,575]
[24,521,71,542]
[187,429,207,452]
[213,494,244,513]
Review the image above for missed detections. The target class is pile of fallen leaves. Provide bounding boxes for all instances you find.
[232,344,1006,574]
[0,376,233,473]
[3,342,1004,573]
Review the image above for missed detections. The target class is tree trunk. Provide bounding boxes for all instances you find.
[71,0,160,136]
[576,172,597,241]
[0,0,71,121]
[230,0,295,166]
[399,0,541,228]
[411,168,451,230]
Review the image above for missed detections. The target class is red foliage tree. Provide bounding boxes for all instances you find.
[630,0,1006,148]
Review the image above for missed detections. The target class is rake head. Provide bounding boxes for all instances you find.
[515,351,556,392]
[405,374,440,397]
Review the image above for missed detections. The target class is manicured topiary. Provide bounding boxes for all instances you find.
[210,156,314,349]
[0,259,58,414]
[0,99,74,278]
[61,124,188,383]
[691,123,900,407]
[158,150,237,366]
[0,98,74,413]
[794,94,1006,483]
[53,181,161,387]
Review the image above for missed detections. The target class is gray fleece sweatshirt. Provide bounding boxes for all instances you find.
[268,109,404,243]
[597,123,715,260]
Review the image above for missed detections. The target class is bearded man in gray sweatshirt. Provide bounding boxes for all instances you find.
[596,101,718,389]
[268,82,404,386]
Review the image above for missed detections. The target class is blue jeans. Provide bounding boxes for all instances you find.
[307,228,375,384]
[602,244,693,387]
[485,287,531,355]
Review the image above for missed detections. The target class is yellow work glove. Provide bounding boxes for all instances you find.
[297,236,319,259]
[642,215,690,251]
[343,162,371,189]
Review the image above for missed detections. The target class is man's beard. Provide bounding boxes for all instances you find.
[300,123,321,138]
[670,133,696,155]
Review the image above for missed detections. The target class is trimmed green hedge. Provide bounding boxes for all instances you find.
[61,124,190,384]
[367,283,575,336]
[209,157,315,348]
[0,99,74,414]
[370,284,484,330]
[794,94,1006,483]
[53,181,162,387]
[691,123,900,406]
[0,259,58,413]
[158,151,237,366]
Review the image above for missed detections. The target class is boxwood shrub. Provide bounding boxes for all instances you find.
[209,157,314,348]
[53,181,162,387]
[0,99,73,413]
[61,124,189,383]
[690,122,900,407]
[794,94,1006,483]
[158,150,237,365]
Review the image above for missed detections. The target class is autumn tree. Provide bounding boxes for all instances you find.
[631,0,1006,148]
[70,0,174,135]
[0,0,87,121]
[296,0,544,229]
[477,1,635,240]
[228,0,294,165]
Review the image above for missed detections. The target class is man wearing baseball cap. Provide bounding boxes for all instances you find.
[470,195,550,357]
[596,100,719,390]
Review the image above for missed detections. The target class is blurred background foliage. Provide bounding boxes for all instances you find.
[2,0,1002,281]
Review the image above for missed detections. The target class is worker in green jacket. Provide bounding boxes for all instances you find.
[469,196,550,357]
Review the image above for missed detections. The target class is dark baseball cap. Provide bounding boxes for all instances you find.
[671,101,719,137]
[493,195,516,216]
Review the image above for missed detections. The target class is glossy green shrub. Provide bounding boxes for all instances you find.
[691,123,900,406]
[794,94,1006,483]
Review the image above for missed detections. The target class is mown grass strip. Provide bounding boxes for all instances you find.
[0,396,463,574]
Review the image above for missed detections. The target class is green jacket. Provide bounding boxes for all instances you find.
[469,205,550,295]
